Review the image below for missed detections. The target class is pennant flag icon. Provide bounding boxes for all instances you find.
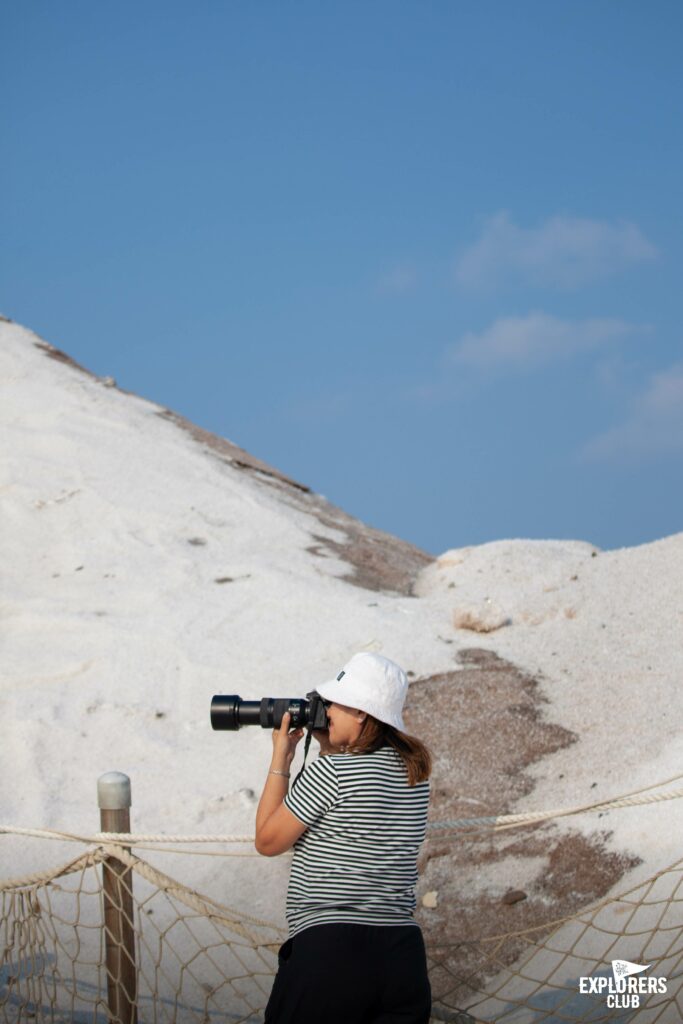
[612,960,651,979]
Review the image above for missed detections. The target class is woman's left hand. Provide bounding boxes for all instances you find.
[271,711,304,769]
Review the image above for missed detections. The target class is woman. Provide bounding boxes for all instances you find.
[255,651,432,1024]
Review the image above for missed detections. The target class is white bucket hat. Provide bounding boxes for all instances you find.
[315,652,409,731]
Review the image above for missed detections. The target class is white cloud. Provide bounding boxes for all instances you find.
[449,312,644,370]
[580,363,683,462]
[455,211,658,289]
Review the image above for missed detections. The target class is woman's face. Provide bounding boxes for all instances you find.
[326,701,366,748]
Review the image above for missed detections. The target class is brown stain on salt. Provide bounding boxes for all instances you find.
[35,340,100,379]
[403,648,641,1011]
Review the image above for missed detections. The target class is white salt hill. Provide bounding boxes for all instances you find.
[2,316,682,1016]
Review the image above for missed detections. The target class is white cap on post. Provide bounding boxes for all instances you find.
[97,772,132,810]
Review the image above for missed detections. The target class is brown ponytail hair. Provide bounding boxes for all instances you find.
[344,716,432,786]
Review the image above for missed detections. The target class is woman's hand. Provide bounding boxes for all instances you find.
[256,712,308,856]
[271,711,304,770]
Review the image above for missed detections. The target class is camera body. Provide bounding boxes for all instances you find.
[211,691,329,732]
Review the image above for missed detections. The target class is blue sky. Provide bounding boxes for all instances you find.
[3,2,682,556]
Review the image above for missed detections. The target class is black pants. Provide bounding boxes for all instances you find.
[263,922,432,1024]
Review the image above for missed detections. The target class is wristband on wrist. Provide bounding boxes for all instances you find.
[269,769,290,778]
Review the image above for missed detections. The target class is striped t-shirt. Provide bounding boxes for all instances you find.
[282,745,430,939]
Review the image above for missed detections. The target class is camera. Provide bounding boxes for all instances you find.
[211,691,329,732]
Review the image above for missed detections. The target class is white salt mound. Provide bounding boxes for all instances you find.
[2,316,682,934]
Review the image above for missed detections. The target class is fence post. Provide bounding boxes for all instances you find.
[98,772,138,1024]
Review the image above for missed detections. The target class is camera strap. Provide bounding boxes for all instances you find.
[291,724,314,790]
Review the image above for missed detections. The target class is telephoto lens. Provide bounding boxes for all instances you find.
[210,692,329,731]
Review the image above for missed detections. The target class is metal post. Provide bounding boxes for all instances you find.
[98,772,138,1024]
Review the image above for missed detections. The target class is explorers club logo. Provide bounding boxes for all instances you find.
[579,959,667,1011]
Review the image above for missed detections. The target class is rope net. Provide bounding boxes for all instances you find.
[426,854,683,1023]
[1,844,283,1024]
[2,835,682,1023]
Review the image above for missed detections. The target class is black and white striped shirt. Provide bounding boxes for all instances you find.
[283,745,430,939]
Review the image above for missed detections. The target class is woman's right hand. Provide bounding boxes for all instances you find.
[271,711,304,769]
